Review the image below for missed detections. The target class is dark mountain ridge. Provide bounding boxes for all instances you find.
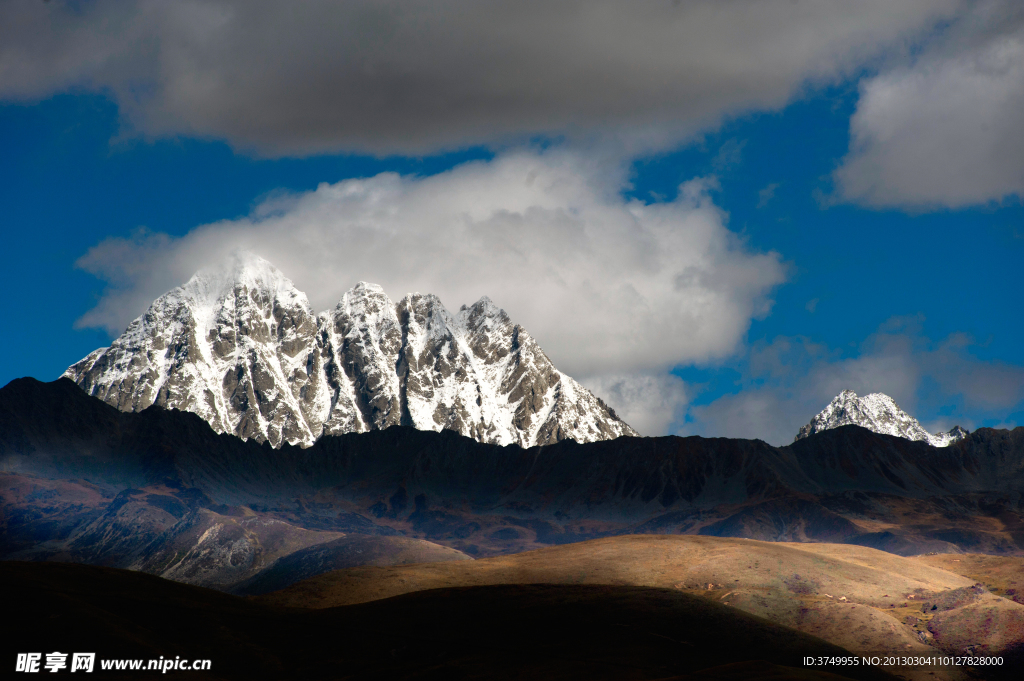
[3,377,1022,503]
[3,377,1023,588]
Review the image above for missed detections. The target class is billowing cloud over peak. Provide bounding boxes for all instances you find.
[73,150,786,381]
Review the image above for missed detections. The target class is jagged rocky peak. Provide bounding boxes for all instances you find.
[65,253,330,448]
[794,389,968,447]
[65,254,637,449]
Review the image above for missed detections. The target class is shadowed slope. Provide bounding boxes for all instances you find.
[1,561,894,681]
[258,534,1024,678]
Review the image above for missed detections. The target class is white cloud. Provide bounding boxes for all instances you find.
[580,373,688,437]
[687,389,794,445]
[835,1,1024,208]
[685,319,1024,445]
[75,150,786,385]
[0,0,963,157]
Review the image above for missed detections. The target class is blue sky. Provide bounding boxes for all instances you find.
[2,1,1022,444]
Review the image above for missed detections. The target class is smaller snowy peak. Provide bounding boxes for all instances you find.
[929,425,970,447]
[399,292,459,341]
[795,389,968,447]
[458,296,505,327]
[333,281,395,320]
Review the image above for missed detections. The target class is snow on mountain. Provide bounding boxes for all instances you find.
[794,389,968,447]
[65,253,637,448]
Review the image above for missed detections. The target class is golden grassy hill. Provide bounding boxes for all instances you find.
[257,535,1024,681]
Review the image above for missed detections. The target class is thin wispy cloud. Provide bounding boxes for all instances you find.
[712,139,747,173]
[757,183,781,209]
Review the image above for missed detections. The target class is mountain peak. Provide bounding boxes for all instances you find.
[175,251,311,317]
[795,389,968,447]
[191,250,288,287]
[349,281,386,294]
[65,256,636,448]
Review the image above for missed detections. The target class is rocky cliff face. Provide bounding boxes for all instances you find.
[794,389,967,447]
[64,254,636,448]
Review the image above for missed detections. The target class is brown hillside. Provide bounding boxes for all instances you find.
[257,535,1024,680]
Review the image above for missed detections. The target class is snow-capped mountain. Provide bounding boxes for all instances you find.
[64,253,636,448]
[794,389,968,447]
